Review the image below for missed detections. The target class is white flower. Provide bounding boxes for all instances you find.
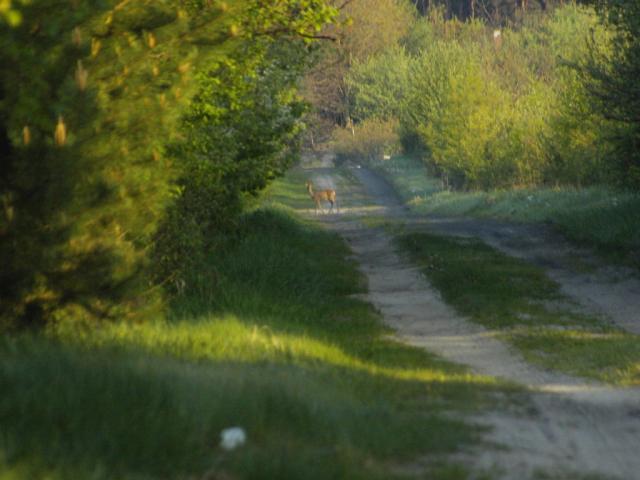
[220,427,246,450]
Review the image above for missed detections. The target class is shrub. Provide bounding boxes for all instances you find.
[345,5,616,190]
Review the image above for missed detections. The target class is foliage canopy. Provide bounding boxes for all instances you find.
[0,0,338,328]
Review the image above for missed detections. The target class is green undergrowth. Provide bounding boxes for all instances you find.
[374,155,640,268]
[1,200,506,479]
[397,232,640,385]
[261,167,315,211]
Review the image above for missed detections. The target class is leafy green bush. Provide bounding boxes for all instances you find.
[154,45,308,287]
[344,5,615,190]
[348,47,412,122]
[0,0,338,328]
[582,0,640,188]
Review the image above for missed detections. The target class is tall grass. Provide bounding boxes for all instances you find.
[374,155,640,266]
[1,337,482,480]
[1,193,503,479]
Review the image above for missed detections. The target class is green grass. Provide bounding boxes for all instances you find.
[260,167,314,211]
[509,328,640,385]
[397,232,640,385]
[261,163,372,213]
[0,337,481,480]
[373,155,640,267]
[370,155,441,204]
[0,171,509,480]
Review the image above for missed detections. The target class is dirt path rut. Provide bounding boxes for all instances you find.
[304,163,640,480]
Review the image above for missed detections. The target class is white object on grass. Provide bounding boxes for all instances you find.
[220,427,246,450]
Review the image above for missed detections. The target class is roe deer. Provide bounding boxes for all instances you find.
[306,180,338,214]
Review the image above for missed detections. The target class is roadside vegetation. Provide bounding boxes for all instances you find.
[0,0,341,329]
[0,169,513,479]
[3,0,640,477]
[322,1,639,267]
[333,3,639,192]
[372,155,640,267]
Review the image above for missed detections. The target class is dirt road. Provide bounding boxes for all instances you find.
[303,162,640,480]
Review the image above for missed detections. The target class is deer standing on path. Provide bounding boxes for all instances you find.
[306,180,338,214]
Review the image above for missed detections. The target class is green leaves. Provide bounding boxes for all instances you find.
[0,0,336,327]
[344,5,614,190]
[243,0,339,42]
[0,0,30,26]
[582,0,640,187]
[155,40,310,284]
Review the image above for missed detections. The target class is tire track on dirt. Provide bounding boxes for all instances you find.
[302,162,640,480]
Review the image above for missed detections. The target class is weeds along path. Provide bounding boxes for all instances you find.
[422,213,640,336]
[301,161,640,480]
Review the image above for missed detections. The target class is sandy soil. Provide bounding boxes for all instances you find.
[301,163,640,480]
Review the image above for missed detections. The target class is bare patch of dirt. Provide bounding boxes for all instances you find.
[303,165,640,480]
[423,213,640,336]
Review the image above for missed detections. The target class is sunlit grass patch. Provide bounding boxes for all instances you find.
[360,215,401,229]
[397,233,575,329]
[264,164,374,213]
[261,167,313,210]
[262,165,353,211]
[396,231,640,384]
[0,337,485,480]
[51,315,492,387]
[1,205,508,479]
[61,206,491,388]
[506,327,640,386]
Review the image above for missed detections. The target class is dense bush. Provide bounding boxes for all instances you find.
[0,0,338,328]
[344,5,615,190]
[582,0,640,187]
[154,43,309,286]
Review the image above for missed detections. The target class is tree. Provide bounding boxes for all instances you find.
[0,0,338,328]
[155,40,311,284]
[583,0,640,186]
[303,0,415,136]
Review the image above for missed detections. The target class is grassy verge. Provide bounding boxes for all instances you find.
[0,170,508,480]
[397,232,640,385]
[372,155,640,267]
[261,163,373,213]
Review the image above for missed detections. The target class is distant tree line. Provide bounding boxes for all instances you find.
[309,0,639,191]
